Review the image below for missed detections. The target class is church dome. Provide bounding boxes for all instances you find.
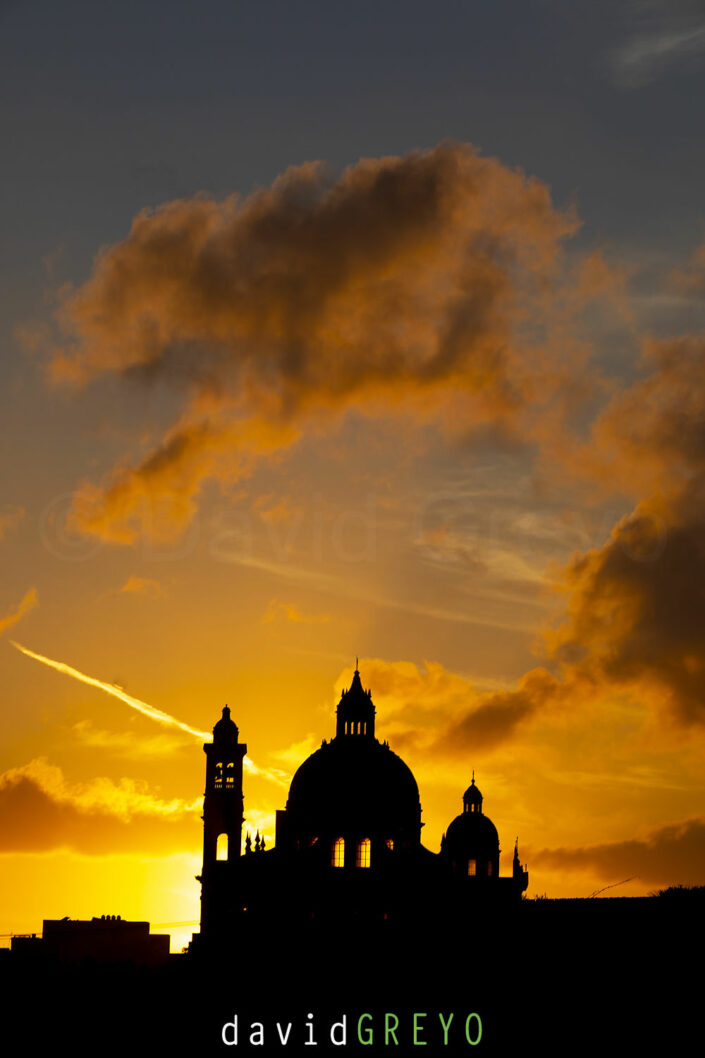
[444,810,499,857]
[442,776,500,878]
[279,667,423,854]
[286,736,421,841]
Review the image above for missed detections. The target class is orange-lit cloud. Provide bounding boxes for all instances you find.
[538,337,705,728]
[0,589,37,637]
[388,334,705,745]
[414,475,705,745]
[545,487,705,727]
[336,658,563,754]
[430,667,564,752]
[580,335,705,497]
[37,142,705,759]
[532,817,705,887]
[48,142,595,543]
[68,415,299,544]
[0,759,200,855]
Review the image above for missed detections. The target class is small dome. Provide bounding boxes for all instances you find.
[444,810,499,859]
[443,775,500,869]
[213,705,239,744]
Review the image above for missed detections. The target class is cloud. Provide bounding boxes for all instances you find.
[119,574,166,599]
[539,337,705,728]
[532,817,705,887]
[587,335,705,495]
[339,658,560,754]
[545,485,705,727]
[612,3,705,87]
[0,758,200,854]
[0,588,37,636]
[347,344,705,744]
[47,142,591,543]
[323,330,705,752]
[37,143,705,752]
[416,461,705,743]
[431,667,563,753]
[68,415,299,545]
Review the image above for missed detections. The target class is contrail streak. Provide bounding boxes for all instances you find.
[11,641,287,785]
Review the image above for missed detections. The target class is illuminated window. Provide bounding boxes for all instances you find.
[468,859,477,876]
[226,762,234,786]
[331,837,345,867]
[487,861,493,876]
[216,833,228,861]
[356,838,371,868]
[214,762,223,789]
[385,839,394,851]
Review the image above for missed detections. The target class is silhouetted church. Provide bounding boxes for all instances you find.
[196,667,528,939]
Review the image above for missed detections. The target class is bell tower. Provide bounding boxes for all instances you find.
[199,706,247,934]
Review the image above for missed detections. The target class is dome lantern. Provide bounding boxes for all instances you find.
[463,773,483,814]
[335,662,376,739]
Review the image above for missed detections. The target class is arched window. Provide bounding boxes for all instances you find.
[216,833,228,861]
[214,762,223,789]
[331,837,345,868]
[468,859,477,876]
[356,838,371,868]
[487,860,493,876]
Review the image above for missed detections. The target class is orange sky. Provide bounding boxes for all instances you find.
[3,10,705,953]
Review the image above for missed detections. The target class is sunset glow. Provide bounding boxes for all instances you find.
[2,0,705,957]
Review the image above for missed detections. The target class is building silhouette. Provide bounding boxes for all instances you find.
[11,915,169,966]
[195,666,528,941]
